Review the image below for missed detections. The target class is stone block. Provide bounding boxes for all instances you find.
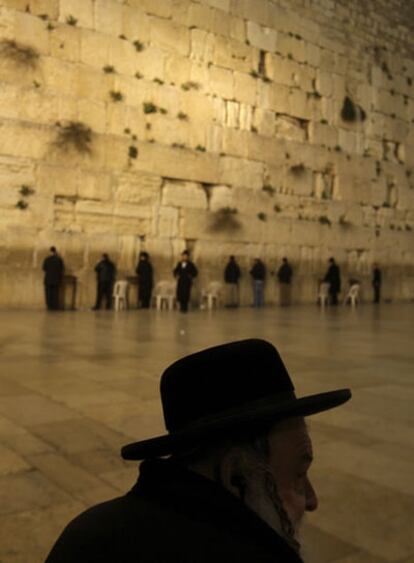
[284,166,313,196]
[309,122,338,148]
[274,115,306,142]
[78,171,112,201]
[14,11,49,54]
[134,46,167,80]
[154,206,179,238]
[209,65,234,99]
[150,17,190,57]
[80,29,110,69]
[107,37,137,76]
[129,0,172,18]
[77,99,106,135]
[211,7,231,36]
[288,88,311,120]
[187,2,214,30]
[162,180,207,209]
[230,0,270,27]
[214,36,254,74]
[266,54,294,86]
[219,156,263,189]
[209,184,233,212]
[165,54,191,85]
[49,25,81,63]
[59,0,94,29]
[253,108,275,137]
[0,121,51,160]
[121,5,150,43]
[190,29,215,64]
[42,57,78,97]
[222,128,249,158]
[29,0,59,18]
[229,15,246,43]
[94,0,123,36]
[134,142,220,184]
[204,0,230,10]
[233,72,257,106]
[247,21,277,52]
[114,171,161,205]
[265,83,290,113]
[37,164,79,197]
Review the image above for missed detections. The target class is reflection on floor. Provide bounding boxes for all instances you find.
[0,305,413,563]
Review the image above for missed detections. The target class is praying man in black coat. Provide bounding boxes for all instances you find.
[136,251,153,308]
[372,263,382,303]
[277,257,293,306]
[224,255,241,307]
[323,257,341,305]
[42,246,65,310]
[93,254,116,310]
[173,250,198,312]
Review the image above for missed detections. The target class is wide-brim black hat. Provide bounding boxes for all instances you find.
[122,339,351,460]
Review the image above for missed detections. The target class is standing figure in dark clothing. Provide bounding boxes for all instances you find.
[224,255,241,307]
[277,257,293,306]
[136,252,153,308]
[45,339,352,563]
[372,263,382,303]
[173,250,198,312]
[250,258,266,307]
[323,257,341,305]
[93,254,116,310]
[42,246,65,310]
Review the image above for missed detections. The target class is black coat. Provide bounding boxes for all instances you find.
[174,261,198,303]
[277,263,293,284]
[136,261,153,291]
[95,258,116,283]
[43,254,64,285]
[372,267,381,287]
[224,260,241,283]
[324,263,341,293]
[250,261,266,281]
[46,459,303,563]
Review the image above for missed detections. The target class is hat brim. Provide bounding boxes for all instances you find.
[121,388,351,460]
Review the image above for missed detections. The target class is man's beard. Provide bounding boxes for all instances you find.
[240,455,302,555]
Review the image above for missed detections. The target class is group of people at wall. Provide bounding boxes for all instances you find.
[42,247,383,312]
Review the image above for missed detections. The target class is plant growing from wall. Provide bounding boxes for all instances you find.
[339,215,351,227]
[54,121,92,154]
[110,90,124,102]
[159,107,168,115]
[274,204,282,212]
[135,71,143,79]
[257,212,267,221]
[66,15,78,26]
[0,39,39,67]
[172,143,187,149]
[143,102,157,114]
[103,65,115,73]
[209,207,241,232]
[181,81,201,91]
[128,146,138,159]
[133,40,145,52]
[177,112,188,121]
[318,215,331,226]
[16,199,29,210]
[195,145,206,152]
[19,185,35,197]
[153,78,164,85]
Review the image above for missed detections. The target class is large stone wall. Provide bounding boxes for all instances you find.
[0,0,413,308]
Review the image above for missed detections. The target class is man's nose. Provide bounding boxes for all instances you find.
[305,479,318,512]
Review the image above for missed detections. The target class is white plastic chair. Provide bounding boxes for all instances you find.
[113,280,129,311]
[344,283,360,307]
[318,282,330,307]
[201,281,223,310]
[153,281,175,310]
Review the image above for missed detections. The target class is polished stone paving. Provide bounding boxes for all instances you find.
[0,304,413,563]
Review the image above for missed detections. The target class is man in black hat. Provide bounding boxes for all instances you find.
[173,250,198,312]
[323,257,341,305]
[224,255,241,307]
[42,246,65,310]
[277,257,293,306]
[46,339,351,563]
[136,251,153,308]
[92,253,117,310]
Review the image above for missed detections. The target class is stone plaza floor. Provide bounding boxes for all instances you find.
[0,304,413,563]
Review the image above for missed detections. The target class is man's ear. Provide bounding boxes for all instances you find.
[219,451,246,500]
